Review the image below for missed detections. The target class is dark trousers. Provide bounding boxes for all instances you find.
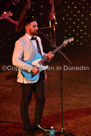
[20,74,45,128]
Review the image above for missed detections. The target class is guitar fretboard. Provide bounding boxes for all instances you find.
[40,43,65,64]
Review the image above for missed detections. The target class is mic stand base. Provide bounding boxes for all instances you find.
[60,128,75,136]
[57,128,75,136]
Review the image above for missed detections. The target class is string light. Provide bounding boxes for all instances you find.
[76,40,78,42]
[82,7,85,9]
[80,43,83,45]
[77,18,80,21]
[67,6,70,8]
[88,35,90,37]
[80,36,83,38]
[76,33,79,36]
[64,1,67,4]
[32,16,34,18]
[66,14,69,16]
[84,32,87,35]
[80,29,83,32]
[69,18,72,21]
[69,26,71,28]
[73,22,76,24]
[73,29,75,32]
[68,33,71,36]
[85,18,88,20]
[81,14,84,17]
[62,18,65,20]
[61,0,90,46]
[81,22,84,24]
[64,36,67,38]
[40,13,43,16]
[72,2,74,4]
[65,30,67,32]
[73,14,76,17]
[78,11,80,13]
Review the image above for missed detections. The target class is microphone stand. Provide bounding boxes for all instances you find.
[39,31,72,64]
[39,32,74,136]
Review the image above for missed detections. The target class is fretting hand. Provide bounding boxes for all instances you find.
[47,51,54,61]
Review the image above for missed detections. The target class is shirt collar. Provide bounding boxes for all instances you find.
[25,33,37,40]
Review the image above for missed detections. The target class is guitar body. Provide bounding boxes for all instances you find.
[21,53,48,81]
[0,11,13,20]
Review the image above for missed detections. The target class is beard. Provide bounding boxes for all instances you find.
[29,29,38,36]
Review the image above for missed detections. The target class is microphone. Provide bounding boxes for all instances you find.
[49,20,52,28]
[38,26,54,30]
[38,31,55,47]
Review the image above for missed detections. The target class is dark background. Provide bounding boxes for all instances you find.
[0,0,91,64]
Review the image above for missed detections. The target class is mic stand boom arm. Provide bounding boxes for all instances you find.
[39,31,72,64]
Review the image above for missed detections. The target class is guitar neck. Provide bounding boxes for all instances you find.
[40,43,64,64]
[51,43,64,54]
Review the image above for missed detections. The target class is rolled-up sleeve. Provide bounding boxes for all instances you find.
[12,41,33,72]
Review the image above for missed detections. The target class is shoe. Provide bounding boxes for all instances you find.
[33,124,52,133]
[23,126,36,135]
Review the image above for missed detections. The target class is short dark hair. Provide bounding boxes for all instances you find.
[24,17,37,26]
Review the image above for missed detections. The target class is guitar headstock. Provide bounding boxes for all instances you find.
[0,11,13,19]
[63,37,74,46]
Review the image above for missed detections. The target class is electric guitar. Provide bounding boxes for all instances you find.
[0,11,13,20]
[21,37,74,81]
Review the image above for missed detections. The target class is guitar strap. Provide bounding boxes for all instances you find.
[31,37,45,80]
[35,38,45,80]
[36,39,42,55]
[31,37,42,56]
